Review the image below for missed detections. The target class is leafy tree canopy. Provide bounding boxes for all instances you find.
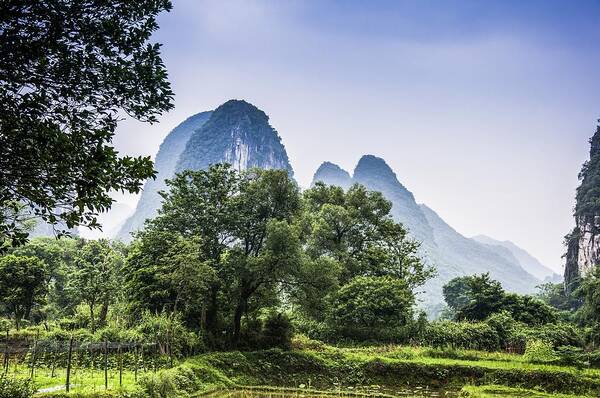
[444,273,558,325]
[329,275,414,329]
[302,182,434,288]
[0,0,174,250]
[0,254,48,329]
[575,122,600,220]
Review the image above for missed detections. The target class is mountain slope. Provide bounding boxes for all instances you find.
[176,100,293,175]
[311,162,352,189]
[117,111,213,240]
[312,155,539,307]
[472,235,556,280]
[118,100,293,240]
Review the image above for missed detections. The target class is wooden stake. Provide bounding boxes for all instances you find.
[66,337,74,392]
[104,340,108,390]
[3,330,8,375]
[118,343,123,387]
[30,330,39,379]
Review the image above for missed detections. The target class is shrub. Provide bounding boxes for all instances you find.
[424,320,500,351]
[329,276,414,329]
[0,377,35,398]
[136,312,203,357]
[485,311,518,350]
[261,312,293,350]
[523,339,558,363]
[139,371,179,398]
[555,345,586,367]
[514,322,584,352]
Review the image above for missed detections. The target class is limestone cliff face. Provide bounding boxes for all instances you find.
[117,100,293,240]
[565,216,600,289]
[176,100,293,176]
[564,123,600,290]
[577,216,600,273]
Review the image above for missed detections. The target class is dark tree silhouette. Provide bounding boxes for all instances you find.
[0,0,174,249]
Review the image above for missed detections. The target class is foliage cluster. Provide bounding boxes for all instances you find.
[443,273,557,325]
[0,377,35,398]
[0,0,174,250]
[122,166,433,349]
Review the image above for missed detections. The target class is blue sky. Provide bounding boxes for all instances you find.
[103,0,600,273]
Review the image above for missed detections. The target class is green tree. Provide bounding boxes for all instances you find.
[442,276,472,314]
[501,293,557,326]
[125,230,215,326]
[448,273,505,321]
[68,239,121,332]
[146,164,240,334]
[0,0,174,249]
[577,266,600,334]
[225,169,301,344]
[329,275,414,328]
[444,273,557,325]
[296,182,433,320]
[127,165,302,346]
[0,255,47,329]
[537,282,582,312]
[304,183,433,285]
[11,237,80,319]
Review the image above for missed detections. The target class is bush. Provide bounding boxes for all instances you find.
[485,311,518,350]
[0,377,35,398]
[555,345,586,367]
[329,276,414,329]
[140,371,179,398]
[261,313,293,350]
[136,312,203,357]
[523,339,558,363]
[513,322,584,352]
[424,320,500,351]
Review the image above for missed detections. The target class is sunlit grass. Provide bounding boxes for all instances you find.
[5,363,150,393]
[460,384,594,398]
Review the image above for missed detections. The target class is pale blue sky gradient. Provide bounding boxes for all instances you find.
[100,0,600,273]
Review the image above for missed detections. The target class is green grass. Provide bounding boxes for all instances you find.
[459,385,594,398]
[28,338,600,397]
[339,345,600,378]
[4,363,150,394]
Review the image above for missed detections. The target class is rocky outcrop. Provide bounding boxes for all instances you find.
[575,216,600,273]
[564,123,600,291]
[565,216,600,290]
[176,100,292,176]
[117,100,293,241]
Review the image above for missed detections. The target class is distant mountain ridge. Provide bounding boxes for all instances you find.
[312,155,540,308]
[117,100,293,240]
[472,235,557,280]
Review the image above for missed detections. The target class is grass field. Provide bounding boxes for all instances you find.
[19,338,600,397]
[5,363,152,394]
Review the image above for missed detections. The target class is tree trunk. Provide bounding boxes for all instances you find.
[89,304,96,333]
[232,299,245,347]
[205,287,219,335]
[98,299,109,327]
[13,306,22,331]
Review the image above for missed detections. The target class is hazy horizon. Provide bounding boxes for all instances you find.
[81,0,600,275]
